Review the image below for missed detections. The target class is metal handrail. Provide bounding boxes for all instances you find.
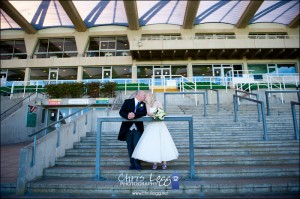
[95,115,195,181]
[164,92,207,116]
[0,93,36,120]
[110,91,122,110]
[235,90,261,122]
[265,90,300,116]
[28,104,92,167]
[233,94,268,141]
[205,89,220,112]
[291,101,300,140]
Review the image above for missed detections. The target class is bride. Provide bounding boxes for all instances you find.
[132,92,179,170]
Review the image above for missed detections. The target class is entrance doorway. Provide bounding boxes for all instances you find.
[102,67,112,80]
[153,67,171,86]
[213,66,233,85]
[48,69,58,83]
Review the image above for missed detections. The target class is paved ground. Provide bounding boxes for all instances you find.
[1,142,31,184]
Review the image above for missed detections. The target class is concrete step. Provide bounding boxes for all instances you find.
[73,141,300,149]
[43,165,300,179]
[55,154,300,166]
[26,177,300,197]
[24,102,300,197]
[66,146,300,157]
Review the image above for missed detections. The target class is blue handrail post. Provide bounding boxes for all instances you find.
[234,95,238,122]
[95,120,105,181]
[265,92,270,116]
[261,102,268,141]
[216,89,220,112]
[73,120,76,134]
[56,122,61,148]
[291,101,299,140]
[31,135,37,167]
[256,94,261,122]
[188,117,195,180]
[205,89,209,105]
[44,109,48,136]
[203,92,207,116]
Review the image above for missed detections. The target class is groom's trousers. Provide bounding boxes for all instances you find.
[125,129,141,168]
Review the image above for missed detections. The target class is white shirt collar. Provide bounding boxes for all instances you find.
[134,98,139,106]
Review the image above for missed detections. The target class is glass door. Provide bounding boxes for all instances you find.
[213,67,221,77]
[102,67,112,81]
[153,67,171,86]
[48,68,58,83]
[223,67,233,86]
[153,68,162,86]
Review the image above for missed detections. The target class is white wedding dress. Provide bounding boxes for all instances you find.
[132,107,179,163]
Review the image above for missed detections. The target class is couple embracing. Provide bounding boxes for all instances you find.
[118,90,179,170]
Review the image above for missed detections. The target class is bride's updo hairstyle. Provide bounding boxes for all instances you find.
[146,92,156,106]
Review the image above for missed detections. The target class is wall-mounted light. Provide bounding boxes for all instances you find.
[138,41,142,47]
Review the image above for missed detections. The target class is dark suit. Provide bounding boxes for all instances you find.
[118,98,147,168]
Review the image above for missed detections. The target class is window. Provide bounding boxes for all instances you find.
[0,40,27,60]
[141,34,181,40]
[248,33,288,39]
[277,64,296,74]
[112,66,131,79]
[137,66,153,78]
[7,69,25,81]
[30,68,49,80]
[195,33,236,39]
[83,67,102,79]
[58,68,77,80]
[193,65,213,76]
[171,65,187,77]
[85,36,130,57]
[34,38,77,58]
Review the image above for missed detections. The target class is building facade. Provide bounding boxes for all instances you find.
[1,0,299,89]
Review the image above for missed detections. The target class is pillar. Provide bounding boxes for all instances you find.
[132,60,137,83]
[187,57,193,81]
[77,66,83,82]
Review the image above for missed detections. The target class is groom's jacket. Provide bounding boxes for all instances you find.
[118,98,147,141]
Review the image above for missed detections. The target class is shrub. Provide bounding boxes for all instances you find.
[85,82,100,98]
[100,82,116,98]
[45,83,85,98]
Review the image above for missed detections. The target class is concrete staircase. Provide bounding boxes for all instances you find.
[25,104,300,198]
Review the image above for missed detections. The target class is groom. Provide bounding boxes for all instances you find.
[118,90,147,170]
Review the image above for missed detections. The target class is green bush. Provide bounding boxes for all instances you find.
[46,83,84,98]
[45,82,117,98]
[85,82,100,98]
[100,82,116,98]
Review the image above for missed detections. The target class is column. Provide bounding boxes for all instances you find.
[242,56,248,76]
[132,60,137,83]
[24,67,30,85]
[187,57,193,81]
[77,66,83,82]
